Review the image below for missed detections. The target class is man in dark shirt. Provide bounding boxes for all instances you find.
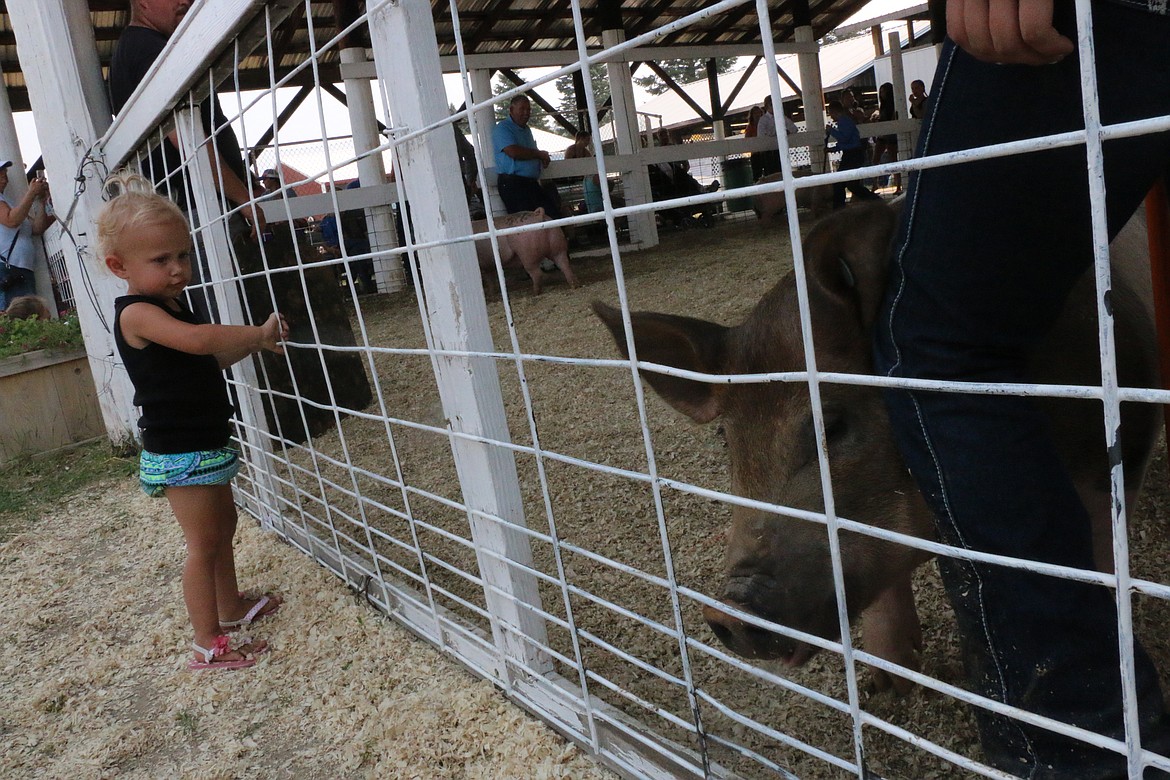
[108,0,263,235]
[109,0,266,322]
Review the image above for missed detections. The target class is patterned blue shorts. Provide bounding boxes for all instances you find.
[139,447,241,498]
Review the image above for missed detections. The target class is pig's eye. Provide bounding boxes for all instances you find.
[715,424,727,449]
[797,410,848,465]
[824,412,848,442]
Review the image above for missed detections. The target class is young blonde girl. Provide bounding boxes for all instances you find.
[99,172,288,670]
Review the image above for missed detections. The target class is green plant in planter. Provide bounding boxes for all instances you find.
[0,311,85,358]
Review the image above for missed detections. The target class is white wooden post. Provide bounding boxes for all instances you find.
[340,46,403,293]
[173,108,282,527]
[795,25,826,172]
[367,0,550,681]
[603,28,658,249]
[7,0,139,450]
[470,69,505,215]
[888,31,913,162]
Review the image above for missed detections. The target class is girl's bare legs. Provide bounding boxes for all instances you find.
[168,484,266,662]
[204,483,283,623]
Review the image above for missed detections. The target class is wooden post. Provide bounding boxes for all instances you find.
[706,57,724,140]
[367,0,550,681]
[604,27,659,248]
[340,46,404,293]
[7,0,139,451]
[795,25,826,172]
[888,31,910,182]
[470,68,505,216]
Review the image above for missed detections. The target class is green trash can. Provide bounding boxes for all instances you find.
[722,155,755,213]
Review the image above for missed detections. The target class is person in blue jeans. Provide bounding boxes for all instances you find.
[824,101,880,209]
[874,1,1170,777]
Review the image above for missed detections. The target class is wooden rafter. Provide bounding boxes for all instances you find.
[499,68,577,136]
[250,83,314,154]
[0,0,884,113]
[645,60,711,123]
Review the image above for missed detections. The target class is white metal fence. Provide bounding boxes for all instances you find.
[26,0,1170,778]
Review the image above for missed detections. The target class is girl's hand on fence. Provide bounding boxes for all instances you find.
[947,0,1073,66]
[260,312,289,355]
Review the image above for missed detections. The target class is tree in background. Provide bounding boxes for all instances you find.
[554,64,611,132]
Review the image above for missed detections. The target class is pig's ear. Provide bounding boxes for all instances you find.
[802,201,899,335]
[592,301,727,423]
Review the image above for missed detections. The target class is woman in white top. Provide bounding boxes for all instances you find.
[0,160,54,311]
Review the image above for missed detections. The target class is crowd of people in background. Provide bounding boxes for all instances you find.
[742,80,929,203]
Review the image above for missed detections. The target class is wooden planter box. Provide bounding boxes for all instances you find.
[0,349,104,464]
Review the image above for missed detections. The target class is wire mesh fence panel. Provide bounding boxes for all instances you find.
[49,0,1170,778]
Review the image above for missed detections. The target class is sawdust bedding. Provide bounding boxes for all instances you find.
[0,477,618,779]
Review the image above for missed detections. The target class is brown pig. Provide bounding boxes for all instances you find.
[473,207,578,295]
[752,170,833,226]
[593,201,1158,694]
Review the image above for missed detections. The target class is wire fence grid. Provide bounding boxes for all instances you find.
[59,1,1170,778]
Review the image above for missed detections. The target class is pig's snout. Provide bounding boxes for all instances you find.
[702,598,814,666]
[703,601,779,658]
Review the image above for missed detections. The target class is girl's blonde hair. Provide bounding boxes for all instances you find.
[96,171,189,258]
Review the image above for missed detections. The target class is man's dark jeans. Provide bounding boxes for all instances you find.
[873,3,1170,777]
[833,146,879,209]
[497,173,561,218]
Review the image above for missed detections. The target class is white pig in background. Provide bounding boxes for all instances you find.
[473,208,577,295]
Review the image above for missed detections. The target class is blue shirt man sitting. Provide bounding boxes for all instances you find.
[491,95,562,218]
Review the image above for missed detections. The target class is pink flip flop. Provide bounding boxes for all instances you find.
[189,634,266,671]
[220,592,282,630]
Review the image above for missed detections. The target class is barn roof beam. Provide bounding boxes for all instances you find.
[720,55,761,115]
[644,60,712,123]
[250,82,314,155]
[460,0,508,51]
[517,0,573,50]
[269,2,306,68]
[775,60,802,97]
[625,0,675,40]
[339,42,816,81]
[692,1,758,45]
[706,57,723,122]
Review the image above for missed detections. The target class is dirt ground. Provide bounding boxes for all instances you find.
[0,474,618,779]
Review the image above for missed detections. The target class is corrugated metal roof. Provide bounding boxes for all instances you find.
[0,0,915,112]
[639,19,932,130]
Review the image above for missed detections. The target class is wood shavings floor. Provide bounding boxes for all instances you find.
[0,475,617,779]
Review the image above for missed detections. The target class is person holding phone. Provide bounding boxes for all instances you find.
[0,160,55,311]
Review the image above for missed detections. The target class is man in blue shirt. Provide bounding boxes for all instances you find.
[825,100,880,209]
[492,95,562,218]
